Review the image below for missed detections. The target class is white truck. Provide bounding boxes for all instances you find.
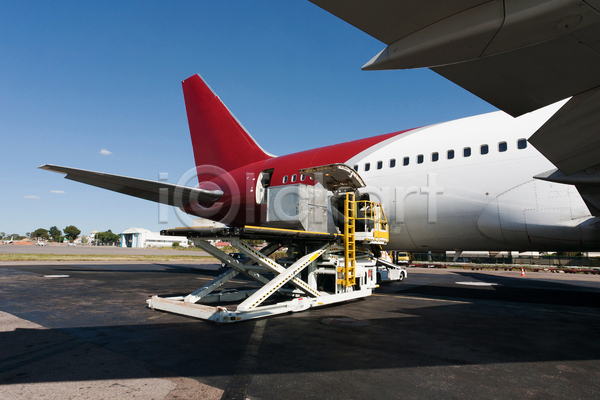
[376,257,407,283]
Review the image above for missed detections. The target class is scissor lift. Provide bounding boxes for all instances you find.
[147,164,392,323]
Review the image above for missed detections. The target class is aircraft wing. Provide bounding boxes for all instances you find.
[310,0,600,117]
[39,164,223,207]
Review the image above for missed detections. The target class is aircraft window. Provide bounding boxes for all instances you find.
[390,159,396,168]
[432,152,439,162]
[377,161,383,170]
[291,174,297,183]
[300,173,306,181]
[417,154,424,164]
[283,175,288,184]
[481,144,489,155]
[447,150,455,159]
[364,163,370,172]
[517,139,527,149]
[499,142,507,152]
[464,147,471,157]
[403,157,409,166]
[353,165,358,171]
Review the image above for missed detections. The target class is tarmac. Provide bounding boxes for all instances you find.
[1,250,600,399]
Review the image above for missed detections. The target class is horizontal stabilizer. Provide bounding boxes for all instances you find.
[39,164,223,207]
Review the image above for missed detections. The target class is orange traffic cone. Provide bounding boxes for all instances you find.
[521,267,525,277]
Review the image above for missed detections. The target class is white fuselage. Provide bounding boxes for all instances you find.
[347,101,600,252]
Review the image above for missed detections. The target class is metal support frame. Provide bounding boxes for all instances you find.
[232,239,322,299]
[149,234,332,323]
[340,192,356,287]
[146,169,393,323]
[146,161,406,323]
[235,243,327,311]
[147,229,378,323]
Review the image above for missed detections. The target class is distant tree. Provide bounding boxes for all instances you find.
[25,232,31,238]
[64,225,81,242]
[9,233,25,240]
[0,232,5,240]
[32,228,49,240]
[96,229,120,244]
[49,226,62,242]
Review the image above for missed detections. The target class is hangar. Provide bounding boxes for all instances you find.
[120,227,188,248]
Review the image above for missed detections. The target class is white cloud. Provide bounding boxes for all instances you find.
[50,190,65,194]
[100,148,113,155]
[23,195,40,200]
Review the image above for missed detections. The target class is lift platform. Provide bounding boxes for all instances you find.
[147,164,398,323]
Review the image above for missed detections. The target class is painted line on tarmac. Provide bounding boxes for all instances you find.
[455,281,498,286]
[221,319,266,400]
[372,293,471,304]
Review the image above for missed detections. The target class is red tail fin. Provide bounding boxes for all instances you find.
[182,74,272,172]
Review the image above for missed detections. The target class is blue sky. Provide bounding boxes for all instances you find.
[0,1,496,237]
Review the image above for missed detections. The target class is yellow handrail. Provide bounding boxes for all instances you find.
[338,192,356,287]
[354,201,389,243]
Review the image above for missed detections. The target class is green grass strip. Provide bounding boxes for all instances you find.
[0,254,217,262]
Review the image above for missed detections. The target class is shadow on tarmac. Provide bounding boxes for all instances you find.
[2,264,600,396]
[2,296,600,385]
[394,270,600,308]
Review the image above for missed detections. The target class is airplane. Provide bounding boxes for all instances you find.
[3,236,14,245]
[41,74,600,253]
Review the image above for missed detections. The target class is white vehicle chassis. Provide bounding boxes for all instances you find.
[147,226,379,323]
[148,171,402,324]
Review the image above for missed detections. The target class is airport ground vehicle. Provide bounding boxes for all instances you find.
[148,165,406,323]
[396,252,412,264]
[375,256,407,283]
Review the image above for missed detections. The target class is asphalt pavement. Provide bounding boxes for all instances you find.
[1,260,600,399]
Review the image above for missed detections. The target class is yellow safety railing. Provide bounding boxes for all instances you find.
[338,197,389,288]
[355,201,389,244]
[338,192,356,287]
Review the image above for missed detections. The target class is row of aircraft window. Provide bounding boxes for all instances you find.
[281,139,528,183]
[355,138,528,172]
[282,173,308,184]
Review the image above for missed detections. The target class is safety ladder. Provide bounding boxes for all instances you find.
[339,192,356,287]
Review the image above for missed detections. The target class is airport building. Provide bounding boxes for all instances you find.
[120,228,189,248]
